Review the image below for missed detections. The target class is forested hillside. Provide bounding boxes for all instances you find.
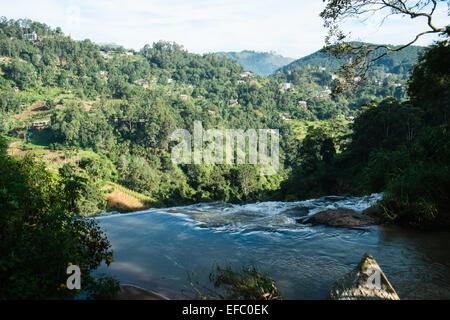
[216,50,294,75]
[278,43,424,75]
[1,17,447,230]
[281,41,449,229]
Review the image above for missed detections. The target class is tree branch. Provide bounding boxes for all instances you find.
[320,0,449,92]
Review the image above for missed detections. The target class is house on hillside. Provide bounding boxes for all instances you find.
[134,79,149,88]
[100,51,112,59]
[229,98,239,106]
[24,31,38,41]
[180,94,189,100]
[280,82,291,90]
[298,100,307,109]
[32,119,50,129]
[239,72,252,78]
[320,87,332,97]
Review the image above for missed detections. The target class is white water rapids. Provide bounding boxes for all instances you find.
[94,193,450,299]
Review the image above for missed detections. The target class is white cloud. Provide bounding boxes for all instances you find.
[0,0,446,59]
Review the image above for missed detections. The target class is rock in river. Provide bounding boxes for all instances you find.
[327,253,400,300]
[300,208,380,227]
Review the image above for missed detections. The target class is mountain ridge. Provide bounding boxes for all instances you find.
[216,50,294,75]
[277,43,425,75]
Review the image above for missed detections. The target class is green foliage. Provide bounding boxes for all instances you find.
[367,126,450,228]
[281,117,352,199]
[298,126,336,172]
[84,273,121,300]
[3,59,38,89]
[58,163,107,215]
[407,42,450,126]
[275,62,410,116]
[279,44,423,75]
[50,102,114,150]
[350,98,423,162]
[283,41,450,228]
[0,87,22,114]
[119,156,161,196]
[0,137,117,299]
[234,165,258,198]
[194,264,282,300]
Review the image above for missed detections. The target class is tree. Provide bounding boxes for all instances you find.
[120,156,161,196]
[0,138,116,299]
[3,59,37,89]
[299,126,336,172]
[407,41,450,125]
[350,97,423,161]
[320,0,449,89]
[235,165,258,199]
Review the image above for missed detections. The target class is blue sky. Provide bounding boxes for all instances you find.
[1,0,448,58]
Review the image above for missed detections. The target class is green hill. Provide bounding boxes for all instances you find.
[0,17,437,211]
[277,43,424,75]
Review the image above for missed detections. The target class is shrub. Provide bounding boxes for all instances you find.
[84,273,121,300]
[375,126,450,228]
[192,264,282,300]
[0,136,118,299]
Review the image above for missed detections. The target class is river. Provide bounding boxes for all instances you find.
[94,193,450,299]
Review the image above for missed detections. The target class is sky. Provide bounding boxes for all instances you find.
[0,0,448,59]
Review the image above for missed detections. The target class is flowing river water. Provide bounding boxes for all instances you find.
[94,193,450,299]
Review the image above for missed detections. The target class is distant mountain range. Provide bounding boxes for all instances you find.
[216,50,295,75]
[217,44,424,77]
[277,43,425,75]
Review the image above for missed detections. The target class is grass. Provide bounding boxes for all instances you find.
[105,181,157,202]
[104,181,159,212]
